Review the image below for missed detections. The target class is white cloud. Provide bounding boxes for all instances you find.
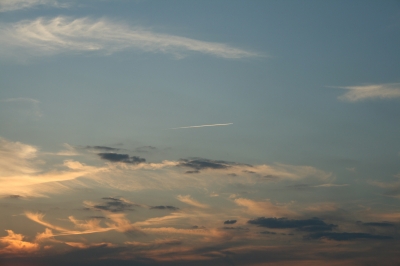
[335,83,400,102]
[0,0,66,12]
[0,16,259,59]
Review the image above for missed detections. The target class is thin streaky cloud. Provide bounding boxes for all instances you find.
[171,123,233,129]
[329,83,400,102]
[0,16,259,59]
[1,98,42,117]
[0,0,67,12]
[1,98,40,104]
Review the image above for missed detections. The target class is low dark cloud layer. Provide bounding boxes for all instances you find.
[179,158,250,171]
[223,226,248,231]
[224,220,237,225]
[150,205,179,210]
[308,232,393,241]
[86,146,120,152]
[260,230,276,235]
[5,194,22,199]
[247,217,336,232]
[185,170,200,174]
[90,197,136,212]
[98,153,145,164]
[357,221,396,227]
[135,146,157,153]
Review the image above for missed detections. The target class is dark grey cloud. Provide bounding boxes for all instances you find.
[98,153,145,164]
[89,216,106,219]
[242,170,256,174]
[247,217,336,232]
[150,205,179,211]
[224,220,237,225]
[178,158,252,174]
[185,170,200,174]
[135,146,157,153]
[357,221,396,227]
[260,230,276,235]
[86,146,120,152]
[307,232,393,241]
[286,184,311,190]
[4,194,22,199]
[90,197,137,212]
[261,175,280,182]
[223,226,248,231]
[179,158,232,170]
[191,225,206,229]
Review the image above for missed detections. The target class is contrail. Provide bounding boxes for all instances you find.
[171,123,233,129]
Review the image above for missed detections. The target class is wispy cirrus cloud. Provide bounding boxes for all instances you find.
[0,98,42,117]
[234,198,296,217]
[0,16,259,60]
[333,83,400,102]
[0,0,67,12]
[177,195,209,209]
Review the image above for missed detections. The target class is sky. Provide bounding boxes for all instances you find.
[0,0,400,265]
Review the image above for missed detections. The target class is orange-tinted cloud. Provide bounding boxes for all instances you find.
[0,230,39,255]
[234,198,296,217]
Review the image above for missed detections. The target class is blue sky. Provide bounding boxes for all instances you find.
[0,1,400,265]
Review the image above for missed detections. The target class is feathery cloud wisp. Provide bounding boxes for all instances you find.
[333,83,400,102]
[0,17,258,59]
[0,0,67,12]
[1,98,42,117]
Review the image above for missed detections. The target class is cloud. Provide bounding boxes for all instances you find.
[0,16,259,59]
[357,221,396,227]
[134,146,157,153]
[105,213,142,234]
[171,123,233,129]
[176,195,209,209]
[25,212,115,236]
[65,241,115,249]
[1,98,42,117]
[223,220,237,225]
[0,137,111,196]
[307,232,392,241]
[312,183,349,188]
[98,153,145,164]
[84,197,137,212]
[369,179,400,198]
[305,203,339,213]
[86,146,120,152]
[234,198,296,217]
[53,143,79,156]
[4,195,23,199]
[0,230,39,254]
[0,0,66,12]
[0,136,39,178]
[178,158,240,171]
[247,217,336,232]
[335,83,400,102]
[68,216,105,232]
[150,206,180,211]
